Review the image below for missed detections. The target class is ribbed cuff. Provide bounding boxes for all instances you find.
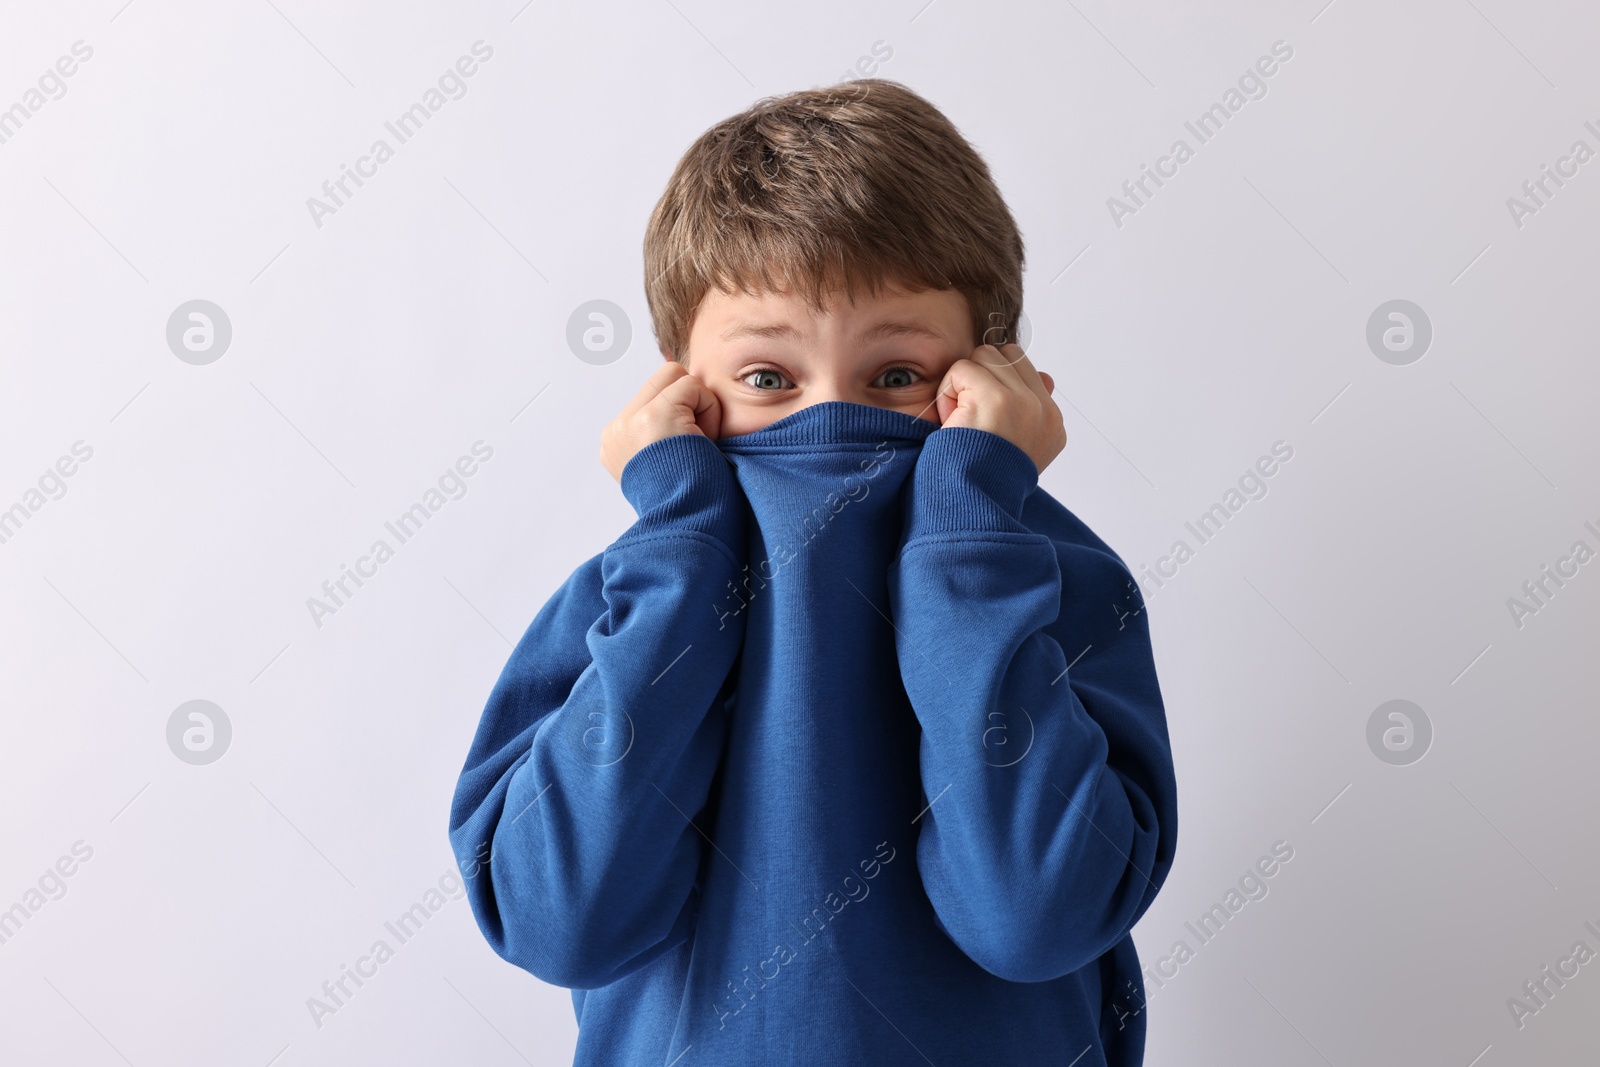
[617,432,746,552]
[902,427,1039,541]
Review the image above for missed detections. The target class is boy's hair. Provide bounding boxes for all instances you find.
[643,78,1025,363]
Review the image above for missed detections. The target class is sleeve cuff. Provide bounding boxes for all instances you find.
[902,427,1040,542]
[617,432,746,552]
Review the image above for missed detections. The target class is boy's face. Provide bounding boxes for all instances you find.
[679,279,977,438]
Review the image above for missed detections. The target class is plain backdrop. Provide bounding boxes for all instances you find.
[1,1,1597,1064]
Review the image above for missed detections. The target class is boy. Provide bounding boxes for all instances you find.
[449,79,1177,1066]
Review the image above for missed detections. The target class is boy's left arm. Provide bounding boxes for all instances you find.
[886,427,1179,985]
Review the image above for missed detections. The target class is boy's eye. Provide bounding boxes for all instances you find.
[875,365,922,389]
[741,367,792,391]
[738,364,923,392]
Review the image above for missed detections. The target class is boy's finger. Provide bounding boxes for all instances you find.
[933,353,992,424]
[1003,346,1052,401]
[627,360,689,416]
[974,341,1026,371]
[974,343,1044,399]
[656,370,721,439]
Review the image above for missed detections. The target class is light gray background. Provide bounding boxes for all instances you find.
[2,1,1596,1064]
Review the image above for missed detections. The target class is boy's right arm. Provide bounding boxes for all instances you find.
[448,431,747,990]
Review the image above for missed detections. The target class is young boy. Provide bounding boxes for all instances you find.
[449,79,1177,1066]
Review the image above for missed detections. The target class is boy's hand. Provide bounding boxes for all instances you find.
[932,342,1067,476]
[601,362,724,484]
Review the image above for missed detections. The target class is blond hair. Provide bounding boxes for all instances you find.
[643,78,1025,362]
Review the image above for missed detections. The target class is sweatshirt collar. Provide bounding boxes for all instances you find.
[715,400,939,453]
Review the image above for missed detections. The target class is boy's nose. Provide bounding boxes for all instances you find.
[801,374,859,405]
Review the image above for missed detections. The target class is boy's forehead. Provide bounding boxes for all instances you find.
[696,281,970,338]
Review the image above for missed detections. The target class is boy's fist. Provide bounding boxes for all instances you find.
[601,361,724,484]
[932,343,1066,476]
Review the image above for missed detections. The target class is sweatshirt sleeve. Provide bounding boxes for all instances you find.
[447,432,748,990]
[885,427,1178,984]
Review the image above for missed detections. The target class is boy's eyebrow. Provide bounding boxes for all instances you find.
[719,319,948,344]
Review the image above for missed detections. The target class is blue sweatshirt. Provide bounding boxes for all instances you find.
[448,399,1178,1066]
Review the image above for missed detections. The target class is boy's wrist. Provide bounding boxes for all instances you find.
[902,426,1039,542]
